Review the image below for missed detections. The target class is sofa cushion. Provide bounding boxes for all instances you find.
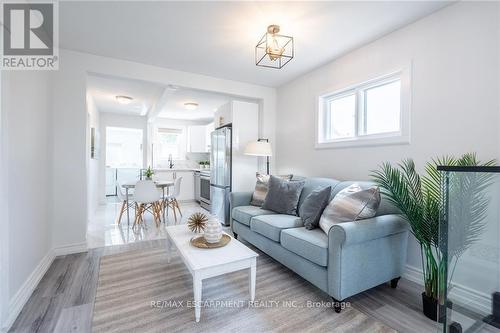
[300,186,332,230]
[262,176,305,215]
[281,227,329,267]
[319,183,381,234]
[297,178,341,209]
[250,173,293,206]
[332,181,398,216]
[250,214,303,242]
[232,206,275,226]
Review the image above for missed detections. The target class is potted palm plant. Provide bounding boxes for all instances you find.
[371,153,494,321]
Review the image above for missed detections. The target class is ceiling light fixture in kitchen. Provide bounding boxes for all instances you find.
[115,95,133,104]
[184,102,199,110]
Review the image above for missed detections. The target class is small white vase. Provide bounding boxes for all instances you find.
[204,218,222,243]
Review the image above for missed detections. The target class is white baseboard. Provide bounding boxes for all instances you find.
[3,250,55,331]
[2,241,88,331]
[403,264,491,314]
[402,264,424,285]
[178,199,196,204]
[52,242,88,256]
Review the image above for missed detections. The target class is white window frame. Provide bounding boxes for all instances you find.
[316,68,411,149]
[154,126,187,165]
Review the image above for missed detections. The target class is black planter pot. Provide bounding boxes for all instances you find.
[422,292,449,322]
[422,292,438,321]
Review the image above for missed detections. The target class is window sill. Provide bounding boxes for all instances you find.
[315,134,410,149]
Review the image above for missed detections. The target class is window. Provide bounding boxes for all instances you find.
[105,127,143,168]
[364,80,401,135]
[154,127,187,167]
[327,93,356,140]
[317,70,410,148]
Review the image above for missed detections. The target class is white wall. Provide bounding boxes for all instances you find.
[50,49,276,249]
[1,70,52,328]
[0,69,5,331]
[275,2,499,269]
[51,52,88,249]
[86,95,100,216]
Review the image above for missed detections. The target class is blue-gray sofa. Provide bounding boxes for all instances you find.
[230,177,409,312]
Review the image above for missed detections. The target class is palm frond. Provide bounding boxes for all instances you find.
[371,153,496,300]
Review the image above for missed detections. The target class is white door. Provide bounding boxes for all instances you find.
[105,127,143,193]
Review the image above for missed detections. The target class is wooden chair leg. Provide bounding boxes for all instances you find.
[166,198,171,219]
[133,204,143,229]
[175,199,182,217]
[140,204,145,225]
[154,202,160,227]
[117,200,126,225]
[137,206,141,226]
[151,203,157,225]
[171,199,177,222]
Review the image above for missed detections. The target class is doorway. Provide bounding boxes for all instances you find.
[105,126,143,196]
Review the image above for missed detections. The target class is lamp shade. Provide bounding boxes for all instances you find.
[244,141,273,157]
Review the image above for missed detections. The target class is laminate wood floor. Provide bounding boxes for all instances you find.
[8,237,446,333]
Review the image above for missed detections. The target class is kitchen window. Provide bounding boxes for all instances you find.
[317,70,410,148]
[155,127,187,165]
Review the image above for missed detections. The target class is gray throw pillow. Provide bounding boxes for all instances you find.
[319,184,381,235]
[299,186,332,230]
[250,173,293,206]
[262,176,305,215]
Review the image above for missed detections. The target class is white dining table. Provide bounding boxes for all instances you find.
[121,180,174,225]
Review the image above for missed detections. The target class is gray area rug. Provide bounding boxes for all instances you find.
[92,246,395,333]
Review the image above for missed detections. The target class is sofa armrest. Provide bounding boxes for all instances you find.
[230,192,253,209]
[327,214,409,300]
[229,192,253,230]
[329,214,408,247]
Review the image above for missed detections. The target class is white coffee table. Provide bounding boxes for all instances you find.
[165,225,258,322]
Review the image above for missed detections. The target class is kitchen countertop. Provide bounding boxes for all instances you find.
[154,168,210,172]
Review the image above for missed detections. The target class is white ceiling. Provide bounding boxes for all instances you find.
[87,74,165,116]
[87,73,229,120]
[61,1,451,87]
[158,88,229,122]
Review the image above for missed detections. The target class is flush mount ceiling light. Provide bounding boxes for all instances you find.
[115,95,133,104]
[184,102,199,110]
[255,25,294,69]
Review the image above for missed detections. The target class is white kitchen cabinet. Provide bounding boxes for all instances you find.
[205,122,214,151]
[153,170,195,201]
[154,170,175,181]
[194,171,201,202]
[214,102,232,127]
[188,126,207,153]
[176,171,195,201]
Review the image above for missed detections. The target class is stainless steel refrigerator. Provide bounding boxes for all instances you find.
[210,126,232,225]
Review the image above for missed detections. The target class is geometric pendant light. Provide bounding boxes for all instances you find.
[255,25,294,69]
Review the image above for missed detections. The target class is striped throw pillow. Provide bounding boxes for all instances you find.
[319,184,381,234]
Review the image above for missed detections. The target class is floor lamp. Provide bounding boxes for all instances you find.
[244,139,273,175]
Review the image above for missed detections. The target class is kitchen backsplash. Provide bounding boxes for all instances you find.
[155,152,210,169]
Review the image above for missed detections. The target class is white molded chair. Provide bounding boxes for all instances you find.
[116,181,134,225]
[134,180,162,228]
[164,177,183,222]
